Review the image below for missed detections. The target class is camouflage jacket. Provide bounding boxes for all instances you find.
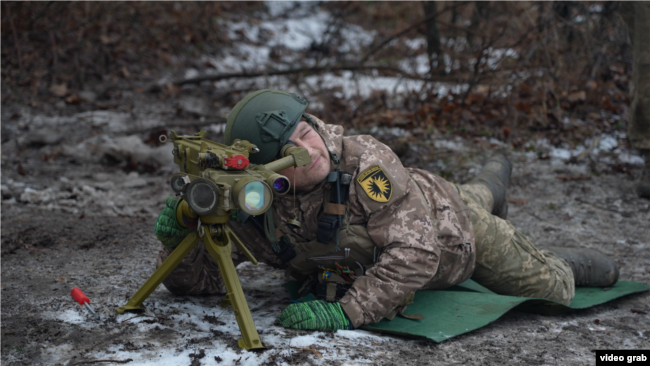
[230,115,476,327]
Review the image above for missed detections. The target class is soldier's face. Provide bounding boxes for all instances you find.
[278,121,330,192]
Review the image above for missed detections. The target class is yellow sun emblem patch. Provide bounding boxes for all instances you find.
[357,166,393,202]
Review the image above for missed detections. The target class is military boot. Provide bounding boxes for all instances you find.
[468,153,512,219]
[547,247,619,287]
[637,149,650,199]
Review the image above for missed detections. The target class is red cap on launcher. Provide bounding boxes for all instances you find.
[224,154,249,169]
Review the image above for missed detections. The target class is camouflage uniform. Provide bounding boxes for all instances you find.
[620,2,650,150]
[158,116,574,328]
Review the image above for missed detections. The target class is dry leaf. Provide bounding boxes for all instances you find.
[50,83,68,97]
[567,91,586,103]
[587,112,601,120]
[65,95,83,104]
[507,198,528,206]
[166,83,180,94]
[100,35,114,45]
[291,345,325,358]
[54,276,68,282]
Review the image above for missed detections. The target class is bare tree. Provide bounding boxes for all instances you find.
[422,1,446,75]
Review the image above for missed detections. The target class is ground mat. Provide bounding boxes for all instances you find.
[283,280,649,343]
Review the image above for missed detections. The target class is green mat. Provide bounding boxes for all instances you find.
[282,280,650,343]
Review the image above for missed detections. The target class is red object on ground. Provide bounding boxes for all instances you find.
[71,287,90,305]
[70,287,99,319]
[224,154,249,169]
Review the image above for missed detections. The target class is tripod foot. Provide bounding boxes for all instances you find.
[238,338,266,351]
[116,304,145,314]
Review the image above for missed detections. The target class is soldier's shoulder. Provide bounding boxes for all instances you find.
[343,135,410,211]
[341,135,393,169]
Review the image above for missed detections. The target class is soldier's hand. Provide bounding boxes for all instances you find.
[154,197,197,249]
[277,300,352,331]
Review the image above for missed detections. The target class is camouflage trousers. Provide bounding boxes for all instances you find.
[156,243,229,296]
[456,183,575,305]
[156,221,280,296]
[621,1,650,150]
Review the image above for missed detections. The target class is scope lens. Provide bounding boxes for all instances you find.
[192,183,215,211]
[273,178,290,194]
[185,179,218,215]
[245,181,265,210]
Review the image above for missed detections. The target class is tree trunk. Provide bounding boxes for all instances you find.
[422,1,445,75]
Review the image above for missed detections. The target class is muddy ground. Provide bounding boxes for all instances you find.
[1,82,649,366]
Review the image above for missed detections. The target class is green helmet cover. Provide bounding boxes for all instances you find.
[225,89,310,165]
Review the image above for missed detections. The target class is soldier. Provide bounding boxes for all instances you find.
[155,89,619,331]
[620,2,650,199]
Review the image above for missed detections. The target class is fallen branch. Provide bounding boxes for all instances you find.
[72,359,133,365]
[170,64,467,87]
[574,197,633,217]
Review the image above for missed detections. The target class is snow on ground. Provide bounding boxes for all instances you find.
[198,1,465,101]
[35,262,404,366]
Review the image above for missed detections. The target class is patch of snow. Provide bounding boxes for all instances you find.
[486,48,519,70]
[76,111,132,133]
[207,123,227,135]
[434,138,466,151]
[41,344,76,364]
[20,187,56,204]
[488,138,508,147]
[404,38,426,50]
[617,152,644,165]
[288,334,326,348]
[335,329,387,341]
[589,4,603,12]
[599,136,618,151]
[57,308,88,325]
[202,1,458,101]
[184,68,200,79]
[369,126,411,138]
[549,147,572,161]
[62,134,174,168]
[266,1,297,18]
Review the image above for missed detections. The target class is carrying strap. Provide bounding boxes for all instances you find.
[235,208,297,263]
[316,169,352,249]
[264,209,297,262]
[303,114,340,165]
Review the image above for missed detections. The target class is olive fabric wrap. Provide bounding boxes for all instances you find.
[278,300,352,331]
[154,197,196,249]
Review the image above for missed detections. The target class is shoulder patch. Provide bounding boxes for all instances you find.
[356,165,393,202]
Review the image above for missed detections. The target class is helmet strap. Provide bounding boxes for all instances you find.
[303,113,340,166]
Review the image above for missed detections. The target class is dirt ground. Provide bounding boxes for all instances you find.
[0,0,650,366]
[1,82,649,366]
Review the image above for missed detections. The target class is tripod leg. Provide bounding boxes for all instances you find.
[203,228,265,350]
[224,225,258,265]
[117,232,200,314]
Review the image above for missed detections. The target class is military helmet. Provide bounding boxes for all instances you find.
[225,89,310,165]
